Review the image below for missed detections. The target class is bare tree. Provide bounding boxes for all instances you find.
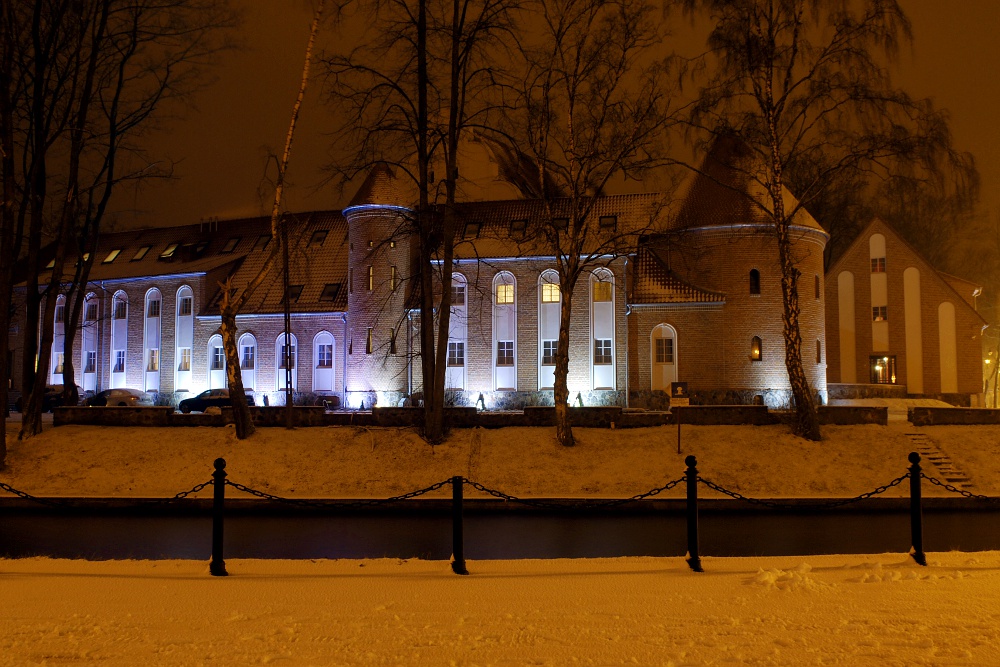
[326,0,518,443]
[680,0,940,440]
[0,0,236,447]
[218,0,328,440]
[502,0,676,447]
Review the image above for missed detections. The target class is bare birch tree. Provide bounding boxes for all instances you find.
[326,0,518,443]
[681,0,941,440]
[503,0,676,447]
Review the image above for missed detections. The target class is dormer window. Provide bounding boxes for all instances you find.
[159,243,179,259]
[46,259,55,269]
[598,215,617,230]
[103,249,122,264]
[192,241,209,257]
[553,217,569,231]
[511,219,527,238]
[255,235,271,251]
[287,284,304,302]
[220,237,240,254]
[132,246,151,261]
[463,221,481,238]
[308,230,328,247]
[320,283,342,302]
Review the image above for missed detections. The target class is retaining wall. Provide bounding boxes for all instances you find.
[817,406,888,426]
[908,408,1000,426]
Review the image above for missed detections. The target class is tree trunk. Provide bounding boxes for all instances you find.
[219,305,254,439]
[553,282,575,447]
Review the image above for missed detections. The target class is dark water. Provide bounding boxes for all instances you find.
[2,505,998,560]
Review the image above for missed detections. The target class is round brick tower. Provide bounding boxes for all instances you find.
[342,164,415,408]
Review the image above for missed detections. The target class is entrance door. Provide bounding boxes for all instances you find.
[651,324,677,390]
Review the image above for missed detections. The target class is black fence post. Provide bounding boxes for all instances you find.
[685,455,702,572]
[451,476,469,575]
[908,452,926,566]
[210,458,228,576]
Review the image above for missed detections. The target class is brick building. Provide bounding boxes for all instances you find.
[825,218,987,405]
[12,142,981,410]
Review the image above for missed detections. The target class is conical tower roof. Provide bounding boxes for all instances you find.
[345,163,415,210]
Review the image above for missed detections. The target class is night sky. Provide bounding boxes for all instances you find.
[114,0,1000,238]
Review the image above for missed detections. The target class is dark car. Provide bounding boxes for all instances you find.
[178,388,255,414]
[86,388,152,407]
[14,385,85,412]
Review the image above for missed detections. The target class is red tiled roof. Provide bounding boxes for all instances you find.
[346,163,417,209]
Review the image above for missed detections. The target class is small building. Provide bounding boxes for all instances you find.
[825,218,986,405]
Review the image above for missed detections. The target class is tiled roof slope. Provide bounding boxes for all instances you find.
[671,135,826,234]
[630,246,726,304]
[939,272,982,309]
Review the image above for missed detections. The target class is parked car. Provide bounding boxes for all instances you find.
[14,385,85,412]
[86,388,152,407]
[178,388,255,414]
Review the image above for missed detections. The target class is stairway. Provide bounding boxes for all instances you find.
[906,433,973,490]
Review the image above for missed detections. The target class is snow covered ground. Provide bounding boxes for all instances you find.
[2,404,999,665]
[1,552,998,666]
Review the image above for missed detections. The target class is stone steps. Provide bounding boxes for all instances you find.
[906,433,974,489]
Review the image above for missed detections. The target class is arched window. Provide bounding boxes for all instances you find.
[313,331,335,392]
[81,294,99,392]
[749,269,761,295]
[651,324,677,390]
[750,336,762,361]
[239,333,257,391]
[143,288,162,392]
[111,291,128,388]
[538,269,561,390]
[50,295,67,384]
[446,273,467,390]
[591,269,615,390]
[493,272,517,391]
[208,334,226,389]
[275,332,297,391]
[174,285,194,392]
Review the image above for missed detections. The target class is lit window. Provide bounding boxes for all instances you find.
[655,338,673,364]
[178,296,193,316]
[46,259,55,269]
[220,238,240,253]
[870,355,897,384]
[113,300,127,320]
[85,303,98,321]
[148,349,159,372]
[114,350,125,373]
[160,243,179,259]
[542,340,556,365]
[390,240,396,248]
[147,299,161,318]
[872,306,887,321]
[103,249,122,264]
[391,266,398,291]
[85,351,96,373]
[496,284,514,304]
[177,348,191,371]
[308,230,328,247]
[54,353,65,374]
[320,283,341,302]
[594,339,612,364]
[368,266,373,291]
[871,257,886,273]
[242,345,255,369]
[451,284,466,306]
[749,269,761,295]
[368,240,374,248]
[317,344,333,368]
[598,215,616,230]
[132,246,151,261]
[447,341,465,366]
[497,341,514,366]
[593,281,612,302]
[541,282,560,303]
[750,336,762,361]
[211,346,225,370]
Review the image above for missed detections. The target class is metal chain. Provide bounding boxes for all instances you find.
[0,479,215,510]
[224,478,453,508]
[127,480,215,507]
[921,473,1000,502]
[696,473,911,510]
[0,481,71,508]
[462,477,686,510]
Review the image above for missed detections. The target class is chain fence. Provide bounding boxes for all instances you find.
[922,473,1000,503]
[0,479,215,512]
[695,474,912,511]
[462,477,686,510]
[223,478,453,508]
